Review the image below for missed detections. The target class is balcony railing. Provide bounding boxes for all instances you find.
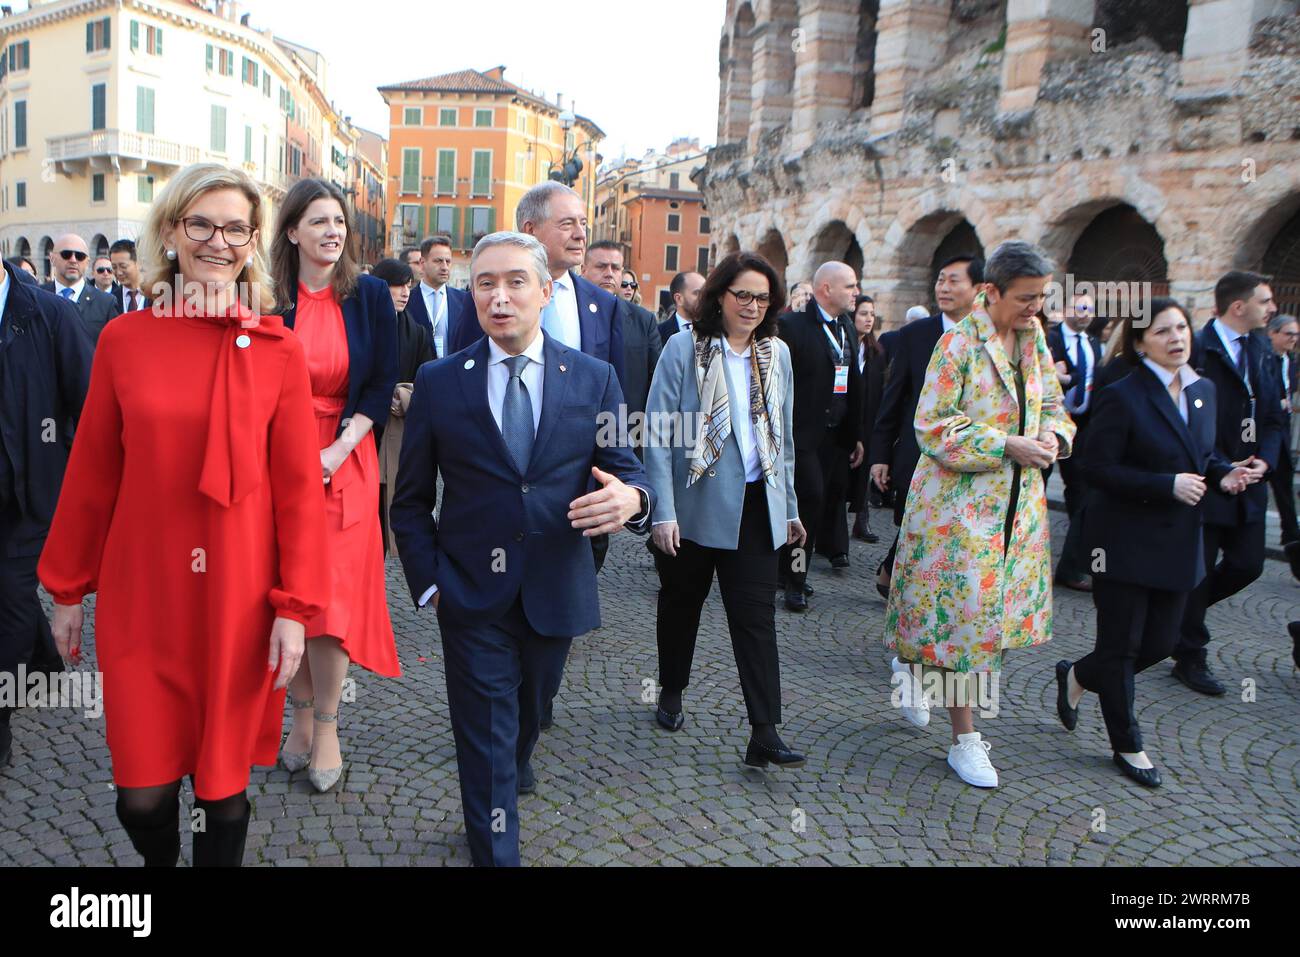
[46,130,201,174]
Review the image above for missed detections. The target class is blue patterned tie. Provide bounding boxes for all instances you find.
[501,354,534,474]
[60,287,74,300]
[1235,336,1250,388]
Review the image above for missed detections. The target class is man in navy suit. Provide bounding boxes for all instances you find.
[868,255,982,594]
[658,270,704,346]
[391,231,652,866]
[1175,271,1282,695]
[405,235,473,358]
[41,233,121,345]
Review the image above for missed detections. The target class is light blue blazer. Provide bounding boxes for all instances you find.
[644,330,799,551]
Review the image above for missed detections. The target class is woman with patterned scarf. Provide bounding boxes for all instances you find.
[643,251,807,769]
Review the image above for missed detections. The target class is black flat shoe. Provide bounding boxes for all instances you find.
[1286,542,1300,583]
[655,705,685,732]
[518,761,536,795]
[744,737,806,769]
[1112,752,1161,788]
[1055,574,1092,592]
[830,553,850,570]
[784,591,808,613]
[1288,621,1300,670]
[1171,660,1225,696]
[1055,660,1078,731]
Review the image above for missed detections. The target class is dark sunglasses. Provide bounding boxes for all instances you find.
[95,266,114,274]
[58,250,88,262]
[621,280,638,289]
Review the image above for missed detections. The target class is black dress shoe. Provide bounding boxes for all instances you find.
[539,699,554,731]
[784,591,808,613]
[744,736,806,769]
[1055,660,1078,731]
[655,705,685,732]
[1055,574,1093,592]
[1112,752,1161,788]
[0,723,12,770]
[518,761,536,795]
[1288,622,1300,670]
[775,580,812,596]
[1287,542,1300,583]
[1171,659,1225,696]
[830,553,850,570]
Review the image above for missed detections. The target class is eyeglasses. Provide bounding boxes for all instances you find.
[620,280,638,289]
[57,250,88,262]
[95,266,113,274]
[182,217,254,247]
[726,289,771,308]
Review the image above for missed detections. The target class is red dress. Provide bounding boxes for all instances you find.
[293,283,399,677]
[38,305,330,800]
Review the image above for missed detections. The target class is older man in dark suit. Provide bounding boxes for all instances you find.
[0,259,95,768]
[391,231,651,866]
[581,241,661,431]
[41,233,120,345]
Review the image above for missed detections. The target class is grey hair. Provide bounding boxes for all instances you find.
[1268,313,1298,334]
[470,231,551,286]
[983,240,1055,293]
[515,181,580,230]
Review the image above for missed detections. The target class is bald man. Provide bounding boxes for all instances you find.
[41,233,120,345]
[777,261,864,611]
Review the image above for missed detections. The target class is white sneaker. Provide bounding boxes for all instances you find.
[947,732,998,787]
[890,657,930,727]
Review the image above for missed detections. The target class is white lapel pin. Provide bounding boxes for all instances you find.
[588,303,597,313]
[464,358,475,370]
[559,364,567,373]
[235,334,251,349]
[1194,398,1203,408]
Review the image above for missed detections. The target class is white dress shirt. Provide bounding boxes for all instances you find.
[722,340,763,482]
[676,313,692,334]
[941,314,958,333]
[1063,326,1094,412]
[54,277,86,301]
[121,287,145,312]
[1142,357,1200,423]
[1213,319,1251,390]
[420,281,449,353]
[545,272,582,349]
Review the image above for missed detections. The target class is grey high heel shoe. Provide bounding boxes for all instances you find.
[307,709,343,793]
[278,695,313,773]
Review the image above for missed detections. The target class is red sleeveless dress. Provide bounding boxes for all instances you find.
[293,283,400,677]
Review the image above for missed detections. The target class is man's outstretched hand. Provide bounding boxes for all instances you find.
[568,467,643,537]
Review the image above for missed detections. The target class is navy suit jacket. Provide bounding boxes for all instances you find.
[1047,323,1105,419]
[1190,318,1285,527]
[280,273,399,442]
[452,271,625,389]
[657,315,678,347]
[41,280,121,345]
[869,313,946,484]
[390,332,652,638]
[1083,363,1232,592]
[406,282,475,357]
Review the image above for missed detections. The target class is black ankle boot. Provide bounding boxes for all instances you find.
[116,796,181,867]
[192,797,251,867]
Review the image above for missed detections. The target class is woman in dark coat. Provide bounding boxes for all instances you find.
[848,295,885,542]
[371,257,435,556]
[1054,299,1255,787]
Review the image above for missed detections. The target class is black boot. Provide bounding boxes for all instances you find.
[115,794,181,867]
[192,795,251,867]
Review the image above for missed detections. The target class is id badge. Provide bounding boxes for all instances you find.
[833,364,849,394]
[435,334,446,358]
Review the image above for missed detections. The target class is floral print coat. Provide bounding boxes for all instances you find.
[884,302,1076,673]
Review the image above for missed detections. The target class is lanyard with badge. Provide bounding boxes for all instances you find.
[822,320,849,394]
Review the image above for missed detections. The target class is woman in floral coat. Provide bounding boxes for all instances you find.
[884,241,1075,788]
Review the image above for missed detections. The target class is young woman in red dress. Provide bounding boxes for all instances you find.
[38,163,330,866]
[270,179,400,792]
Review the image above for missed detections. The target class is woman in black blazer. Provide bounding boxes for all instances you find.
[848,295,885,542]
[270,179,400,792]
[1053,299,1254,787]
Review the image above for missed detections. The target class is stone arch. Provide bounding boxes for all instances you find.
[854,0,882,109]
[755,227,789,281]
[91,233,109,258]
[1064,203,1170,321]
[1255,194,1300,318]
[794,196,872,280]
[1092,0,1189,55]
[804,220,863,279]
[883,208,987,317]
[723,233,741,257]
[39,236,54,282]
[1225,172,1300,274]
[15,236,30,262]
[721,3,756,145]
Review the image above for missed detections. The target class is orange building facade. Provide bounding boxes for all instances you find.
[379,66,602,285]
[625,190,711,315]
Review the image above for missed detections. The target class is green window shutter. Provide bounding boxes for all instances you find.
[205,43,213,71]
[136,87,154,134]
[402,149,420,193]
[416,205,425,238]
[244,125,252,163]
[211,104,226,152]
[87,22,94,52]
[450,207,460,249]
[156,28,162,56]
[486,206,496,235]
[104,19,110,49]
[437,150,455,194]
[472,151,490,195]
[464,211,476,249]
[130,20,139,51]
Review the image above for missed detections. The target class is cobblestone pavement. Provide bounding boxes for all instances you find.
[3,508,1298,867]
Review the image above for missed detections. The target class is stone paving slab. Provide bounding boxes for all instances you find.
[2,509,1298,866]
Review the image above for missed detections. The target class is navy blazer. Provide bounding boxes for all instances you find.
[390,332,652,638]
[453,271,625,389]
[1083,363,1233,592]
[1191,318,1286,527]
[657,314,679,347]
[280,273,399,442]
[869,313,946,490]
[41,280,121,345]
[1047,323,1105,418]
[406,282,475,355]
[1,262,94,552]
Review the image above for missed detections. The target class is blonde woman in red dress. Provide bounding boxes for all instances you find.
[270,179,400,792]
[38,163,330,866]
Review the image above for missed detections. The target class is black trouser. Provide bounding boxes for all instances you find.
[1055,417,1091,580]
[816,449,853,559]
[1270,443,1298,545]
[1074,579,1187,754]
[1175,521,1266,666]
[0,515,60,732]
[654,481,782,725]
[784,431,846,588]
